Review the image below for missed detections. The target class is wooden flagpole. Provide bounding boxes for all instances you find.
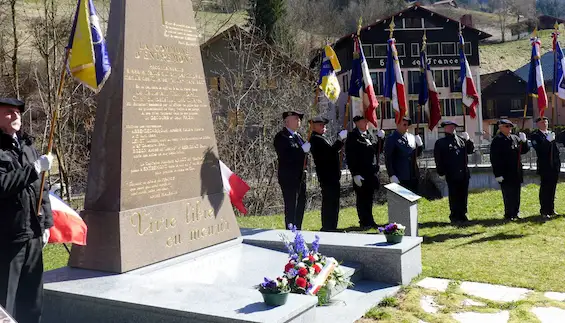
[36,48,70,217]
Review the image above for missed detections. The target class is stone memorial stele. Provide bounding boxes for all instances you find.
[69,0,240,273]
[384,183,421,237]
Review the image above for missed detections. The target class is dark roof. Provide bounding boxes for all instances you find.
[514,52,554,83]
[480,70,512,91]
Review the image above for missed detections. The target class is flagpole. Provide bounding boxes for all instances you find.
[552,22,558,130]
[36,47,70,217]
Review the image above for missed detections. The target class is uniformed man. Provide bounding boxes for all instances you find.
[490,119,530,220]
[345,115,385,229]
[0,98,54,323]
[530,116,560,218]
[384,116,424,193]
[274,111,310,230]
[433,120,475,224]
[309,116,348,231]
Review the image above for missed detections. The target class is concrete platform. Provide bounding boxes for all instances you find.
[43,239,318,323]
[241,228,423,285]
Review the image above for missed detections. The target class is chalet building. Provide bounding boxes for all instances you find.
[480,70,531,137]
[314,4,491,149]
[514,52,565,126]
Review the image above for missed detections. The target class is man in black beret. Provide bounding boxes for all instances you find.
[530,116,560,218]
[0,98,54,323]
[384,116,423,193]
[433,120,475,224]
[345,114,385,229]
[274,111,309,229]
[309,116,347,231]
[490,119,530,220]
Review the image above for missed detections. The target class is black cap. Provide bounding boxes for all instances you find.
[309,116,329,124]
[282,111,304,120]
[498,119,515,127]
[535,116,549,122]
[441,120,459,127]
[0,98,24,112]
[353,115,365,122]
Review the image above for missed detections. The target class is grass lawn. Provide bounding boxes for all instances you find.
[44,183,565,292]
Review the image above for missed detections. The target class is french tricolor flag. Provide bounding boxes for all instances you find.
[384,38,407,124]
[348,35,378,127]
[418,46,441,130]
[528,36,548,116]
[48,192,87,245]
[459,34,479,119]
[219,160,250,215]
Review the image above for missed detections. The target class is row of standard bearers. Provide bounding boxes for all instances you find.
[274,111,561,230]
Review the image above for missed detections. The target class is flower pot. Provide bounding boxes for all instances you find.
[385,234,403,244]
[260,291,289,306]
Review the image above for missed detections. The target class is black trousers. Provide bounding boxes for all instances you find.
[0,237,43,323]
[539,172,559,215]
[500,181,521,219]
[353,175,379,227]
[447,178,470,222]
[320,182,340,231]
[281,181,306,230]
[399,179,419,194]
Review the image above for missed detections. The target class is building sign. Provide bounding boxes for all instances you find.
[374,57,461,68]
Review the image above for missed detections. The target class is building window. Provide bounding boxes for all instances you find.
[371,71,385,95]
[362,44,373,58]
[408,71,421,95]
[396,43,406,57]
[411,43,420,56]
[510,99,523,112]
[425,20,437,28]
[441,99,463,116]
[441,42,457,56]
[379,101,394,120]
[209,76,225,91]
[464,42,472,56]
[453,99,463,115]
[405,17,423,28]
[374,44,388,58]
[409,100,427,123]
[427,43,440,56]
[450,70,462,92]
[486,99,496,117]
[433,69,446,87]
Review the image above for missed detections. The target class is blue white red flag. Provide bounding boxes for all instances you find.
[348,35,378,127]
[418,45,441,130]
[459,34,478,118]
[553,33,565,100]
[384,38,407,124]
[527,36,548,116]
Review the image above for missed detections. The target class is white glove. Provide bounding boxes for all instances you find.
[338,130,348,140]
[43,228,50,248]
[353,175,364,187]
[439,175,445,180]
[390,175,399,184]
[415,135,423,147]
[461,132,470,141]
[547,132,555,142]
[495,176,504,183]
[519,132,527,142]
[377,130,385,138]
[34,153,54,174]
[301,142,311,153]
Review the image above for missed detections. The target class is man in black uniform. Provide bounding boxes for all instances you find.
[0,98,54,323]
[309,116,348,231]
[274,111,309,230]
[490,119,530,220]
[345,115,385,229]
[530,116,560,218]
[433,120,475,224]
[384,116,424,193]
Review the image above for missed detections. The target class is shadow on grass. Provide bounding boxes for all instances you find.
[422,232,480,244]
[419,215,560,230]
[456,233,525,246]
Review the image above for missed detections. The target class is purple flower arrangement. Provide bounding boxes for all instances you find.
[378,222,406,236]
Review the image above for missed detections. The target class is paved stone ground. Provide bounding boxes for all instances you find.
[414,278,565,323]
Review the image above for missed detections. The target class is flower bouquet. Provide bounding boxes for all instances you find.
[378,222,405,244]
[277,224,352,305]
[256,277,291,306]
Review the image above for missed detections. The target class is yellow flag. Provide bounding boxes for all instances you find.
[319,45,341,103]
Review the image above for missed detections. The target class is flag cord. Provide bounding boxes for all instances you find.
[36,47,70,218]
